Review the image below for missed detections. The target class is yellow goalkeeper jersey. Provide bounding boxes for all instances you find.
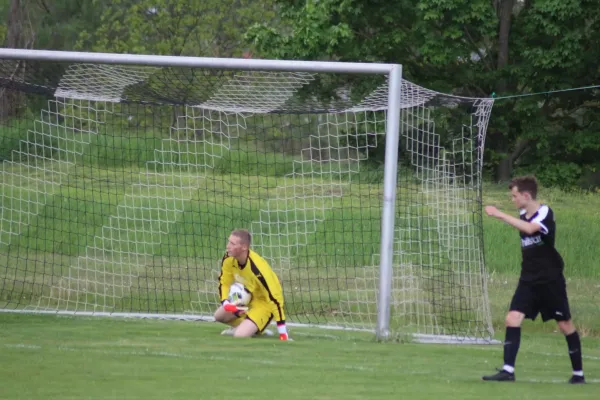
[218,249,286,323]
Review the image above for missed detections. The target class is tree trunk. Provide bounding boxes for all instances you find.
[0,0,34,122]
[496,158,512,182]
[496,137,529,182]
[496,0,514,71]
[494,0,515,181]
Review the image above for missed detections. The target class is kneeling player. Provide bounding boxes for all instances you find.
[213,229,290,340]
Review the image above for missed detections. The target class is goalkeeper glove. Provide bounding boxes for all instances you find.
[222,300,247,316]
[277,321,291,341]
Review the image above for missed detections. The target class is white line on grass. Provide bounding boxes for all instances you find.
[468,346,600,360]
[56,345,277,365]
[3,343,41,349]
[535,351,600,361]
[522,378,600,384]
[291,332,342,340]
[4,343,377,372]
[4,343,276,365]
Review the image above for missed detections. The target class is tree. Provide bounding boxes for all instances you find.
[73,1,279,131]
[77,0,276,57]
[246,0,600,186]
[0,0,34,121]
[1,1,108,120]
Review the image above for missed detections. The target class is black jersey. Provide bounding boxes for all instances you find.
[519,205,564,282]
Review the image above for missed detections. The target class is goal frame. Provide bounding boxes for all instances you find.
[0,48,402,341]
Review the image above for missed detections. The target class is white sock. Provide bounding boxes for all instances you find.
[277,324,288,335]
[502,365,515,374]
[572,370,584,377]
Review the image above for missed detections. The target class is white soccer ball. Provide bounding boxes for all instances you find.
[228,282,252,306]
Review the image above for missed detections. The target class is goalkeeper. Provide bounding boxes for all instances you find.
[213,229,290,340]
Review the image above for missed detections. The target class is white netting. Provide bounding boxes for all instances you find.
[249,110,385,324]
[31,70,316,312]
[201,71,315,113]
[55,64,159,102]
[0,59,495,342]
[0,99,108,245]
[390,101,494,338]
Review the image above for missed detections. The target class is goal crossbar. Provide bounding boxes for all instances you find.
[0,49,394,74]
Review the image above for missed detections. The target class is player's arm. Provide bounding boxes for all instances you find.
[218,254,234,305]
[218,254,248,315]
[484,206,543,235]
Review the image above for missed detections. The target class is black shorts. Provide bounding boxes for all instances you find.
[509,278,571,322]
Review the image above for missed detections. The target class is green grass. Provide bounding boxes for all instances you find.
[1,120,600,398]
[1,121,600,330]
[2,161,600,336]
[1,313,599,400]
[482,183,600,277]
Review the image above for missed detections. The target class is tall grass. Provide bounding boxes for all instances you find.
[482,183,600,277]
[2,159,599,280]
[2,169,598,280]
[0,120,37,162]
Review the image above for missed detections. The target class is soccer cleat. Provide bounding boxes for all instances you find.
[261,329,274,337]
[568,375,586,384]
[276,321,290,341]
[482,369,515,382]
[253,329,274,338]
[220,327,236,336]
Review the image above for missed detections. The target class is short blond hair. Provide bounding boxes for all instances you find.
[230,229,251,246]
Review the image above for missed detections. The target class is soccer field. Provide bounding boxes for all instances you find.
[1,313,598,400]
[1,172,600,399]
[2,57,600,398]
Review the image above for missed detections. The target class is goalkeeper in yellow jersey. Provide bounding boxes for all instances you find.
[213,229,290,340]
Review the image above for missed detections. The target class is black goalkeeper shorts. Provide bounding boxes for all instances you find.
[509,278,571,322]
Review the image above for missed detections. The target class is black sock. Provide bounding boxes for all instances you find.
[566,331,583,374]
[503,327,521,372]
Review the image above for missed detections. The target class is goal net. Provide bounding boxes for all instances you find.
[0,51,495,343]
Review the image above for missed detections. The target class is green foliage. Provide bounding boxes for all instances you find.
[483,182,600,277]
[0,1,105,50]
[32,1,106,51]
[77,0,276,57]
[3,1,600,187]
[0,119,34,161]
[248,0,600,186]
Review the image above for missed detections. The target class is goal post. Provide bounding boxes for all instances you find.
[377,65,402,340]
[0,49,496,344]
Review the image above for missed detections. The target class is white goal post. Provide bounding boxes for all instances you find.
[0,48,496,344]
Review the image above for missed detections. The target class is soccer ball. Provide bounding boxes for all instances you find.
[228,282,251,306]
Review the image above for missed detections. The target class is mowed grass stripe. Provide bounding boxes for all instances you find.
[3,168,141,255]
[482,183,600,277]
[33,171,209,312]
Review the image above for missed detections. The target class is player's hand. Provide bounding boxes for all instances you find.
[484,206,499,217]
[222,300,247,315]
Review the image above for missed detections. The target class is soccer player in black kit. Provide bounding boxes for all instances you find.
[482,176,585,384]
